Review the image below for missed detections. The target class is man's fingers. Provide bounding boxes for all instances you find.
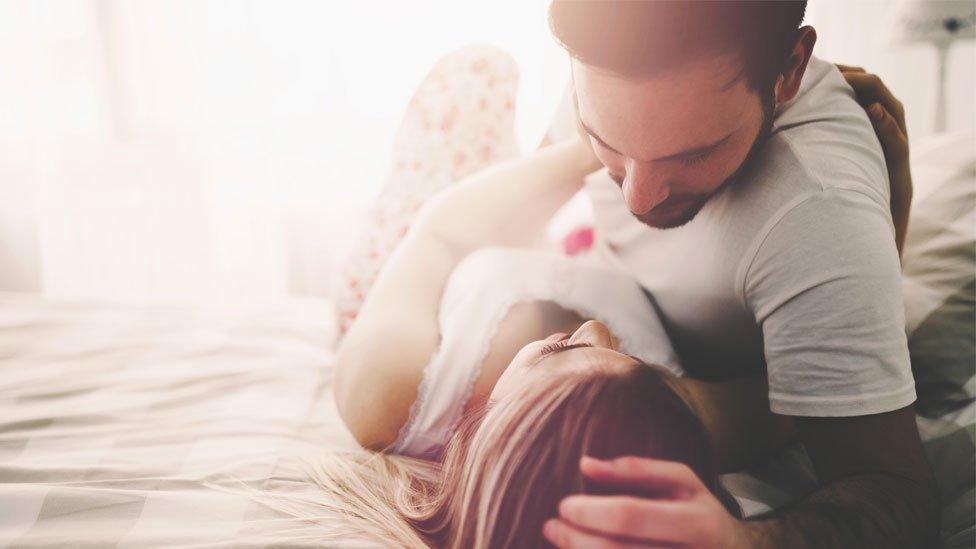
[543,518,664,549]
[842,72,906,134]
[558,495,701,543]
[580,456,706,497]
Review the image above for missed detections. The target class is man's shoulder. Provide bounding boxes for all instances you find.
[729,147,898,309]
[722,63,892,232]
[767,55,891,203]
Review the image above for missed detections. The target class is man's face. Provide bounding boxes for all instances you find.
[574,53,771,229]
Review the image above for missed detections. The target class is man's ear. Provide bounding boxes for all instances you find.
[774,26,817,106]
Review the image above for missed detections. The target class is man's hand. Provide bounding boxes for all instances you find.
[837,64,912,258]
[543,456,748,548]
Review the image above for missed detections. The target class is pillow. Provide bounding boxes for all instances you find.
[900,131,976,548]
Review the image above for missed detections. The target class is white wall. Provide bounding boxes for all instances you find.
[806,0,975,137]
[0,0,972,303]
[0,0,569,302]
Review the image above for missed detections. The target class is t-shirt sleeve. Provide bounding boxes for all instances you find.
[743,188,916,416]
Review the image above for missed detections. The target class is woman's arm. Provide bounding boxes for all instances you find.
[678,375,797,473]
[418,137,601,252]
[837,65,912,259]
[335,138,599,450]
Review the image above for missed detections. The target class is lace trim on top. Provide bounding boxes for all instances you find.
[391,247,683,459]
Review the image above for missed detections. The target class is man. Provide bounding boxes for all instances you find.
[541,2,939,548]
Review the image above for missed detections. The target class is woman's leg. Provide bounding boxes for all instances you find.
[334,45,521,338]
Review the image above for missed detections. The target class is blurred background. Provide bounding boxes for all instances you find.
[1,0,973,303]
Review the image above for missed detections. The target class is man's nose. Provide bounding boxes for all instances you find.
[621,164,670,215]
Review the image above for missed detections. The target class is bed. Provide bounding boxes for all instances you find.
[1,132,973,547]
[0,297,364,548]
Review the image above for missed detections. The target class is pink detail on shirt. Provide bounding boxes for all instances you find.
[562,226,595,256]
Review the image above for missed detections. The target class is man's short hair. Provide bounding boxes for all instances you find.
[548,0,808,92]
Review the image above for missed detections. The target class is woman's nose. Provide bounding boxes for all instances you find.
[569,319,616,350]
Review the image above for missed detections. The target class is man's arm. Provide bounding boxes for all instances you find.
[544,406,939,548]
[678,374,798,473]
[546,168,938,549]
[744,405,940,548]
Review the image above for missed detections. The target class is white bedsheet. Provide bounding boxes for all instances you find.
[0,293,366,548]
[2,284,967,547]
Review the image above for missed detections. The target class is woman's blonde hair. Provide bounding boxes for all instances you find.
[215,361,737,547]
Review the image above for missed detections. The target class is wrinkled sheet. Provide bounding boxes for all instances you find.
[0,294,366,548]
[0,288,970,547]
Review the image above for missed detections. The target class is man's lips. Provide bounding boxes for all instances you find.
[635,195,697,216]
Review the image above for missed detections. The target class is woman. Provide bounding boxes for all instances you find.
[321,64,913,548]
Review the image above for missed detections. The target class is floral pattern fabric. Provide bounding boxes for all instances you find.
[332,44,522,339]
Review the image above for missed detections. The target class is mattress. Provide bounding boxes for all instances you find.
[0,294,366,548]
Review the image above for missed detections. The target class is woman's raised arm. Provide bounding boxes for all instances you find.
[418,137,600,251]
[334,137,599,450]
[836,64,912,258]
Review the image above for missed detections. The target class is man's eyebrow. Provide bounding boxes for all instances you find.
[580,120,735,163]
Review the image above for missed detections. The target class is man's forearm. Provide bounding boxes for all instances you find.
[680,375,797,473]
[743,472,940,548]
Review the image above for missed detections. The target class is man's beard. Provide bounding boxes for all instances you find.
[630,91,776,230]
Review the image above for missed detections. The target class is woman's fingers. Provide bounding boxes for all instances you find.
[868,101,913,258]
[867,102,909,166]
[835,64,913,259]
[835,64,865,73]
[841,72,907,136]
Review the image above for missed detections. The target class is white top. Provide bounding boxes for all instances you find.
[584,55,916,416]
[391,247,683,459]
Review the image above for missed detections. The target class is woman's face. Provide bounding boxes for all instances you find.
[489,320,640,403]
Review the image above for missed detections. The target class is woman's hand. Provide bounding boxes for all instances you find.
[837,64,912,259]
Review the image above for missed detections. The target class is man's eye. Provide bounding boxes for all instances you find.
[680,152,710,167]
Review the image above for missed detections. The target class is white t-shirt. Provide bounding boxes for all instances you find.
[584,55,916,417]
